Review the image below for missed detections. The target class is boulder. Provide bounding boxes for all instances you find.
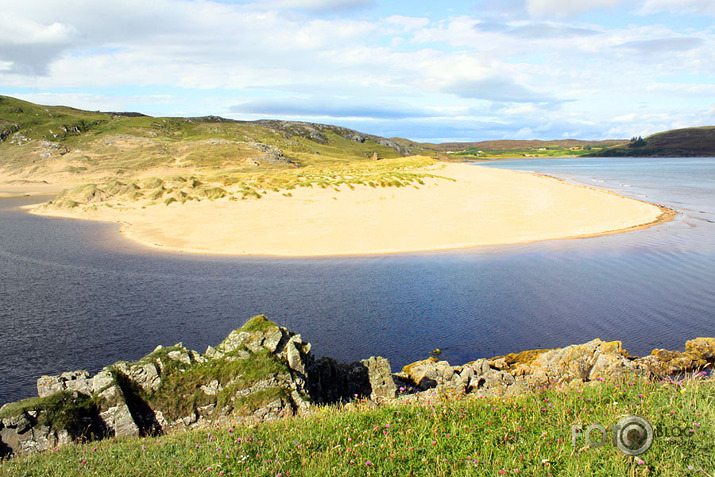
[402,358,457,390]
[360,357,396,403]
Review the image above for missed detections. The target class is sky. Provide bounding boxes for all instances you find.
[1,0,714,142]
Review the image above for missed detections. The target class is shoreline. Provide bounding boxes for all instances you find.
[17,162,674,257]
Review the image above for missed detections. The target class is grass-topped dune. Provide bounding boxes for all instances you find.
[0,315,713,475]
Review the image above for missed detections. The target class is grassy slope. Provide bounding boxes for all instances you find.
[590,127,715,157]
[1,375,711,476]
[0,96,446,208]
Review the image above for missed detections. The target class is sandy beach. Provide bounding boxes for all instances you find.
[14,162,671,256]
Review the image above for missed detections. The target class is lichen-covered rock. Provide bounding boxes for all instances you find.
[114,361,162,393]
[37,370,93,398]
[402,358,457,390]
[360,357,396,403]
[686,337,715,361]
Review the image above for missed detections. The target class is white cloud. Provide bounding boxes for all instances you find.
[525,0,623,18]
[384,15,430,32]
[230,97,432,119]
[271,0,374,11]
[641,0,715,15]
[0,1,713,141]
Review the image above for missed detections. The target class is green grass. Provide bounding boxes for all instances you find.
[2,375,711,476]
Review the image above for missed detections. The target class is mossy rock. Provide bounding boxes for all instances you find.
[0,391,98,432]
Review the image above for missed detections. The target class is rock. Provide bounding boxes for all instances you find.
[114,362,161,393]
[167,350,192,365]
[490,358,509,371]
[264,329,287,354]
[521,339,629,383]
[360,357,396,403]
[283,335,309,375]
[200,380,221,396]
[205,346,224,359]
[37,370,92,398]
[92,370,114,394]
[402,358,457,390]
[686,337,715,361]
[99,402,139,438]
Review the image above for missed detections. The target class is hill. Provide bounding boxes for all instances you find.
[0,95,420,178]
[402,139,627,159]
[590,126,715,157]
[0,95,445,206]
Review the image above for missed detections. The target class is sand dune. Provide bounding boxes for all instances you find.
[26,163,671,256]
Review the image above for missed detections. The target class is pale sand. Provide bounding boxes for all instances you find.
[27,163,673,256]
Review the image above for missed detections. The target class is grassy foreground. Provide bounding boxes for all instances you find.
[2,375,712,476]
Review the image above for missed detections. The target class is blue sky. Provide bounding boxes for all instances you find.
[1,0,713,142]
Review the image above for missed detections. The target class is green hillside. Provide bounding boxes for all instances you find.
[0,95,424,176]
[590,127,715,157]
[0,95,442,206]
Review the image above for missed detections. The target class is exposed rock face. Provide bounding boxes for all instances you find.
[1,318,712,460]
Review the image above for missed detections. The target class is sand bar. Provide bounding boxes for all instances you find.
[25,163,672,256]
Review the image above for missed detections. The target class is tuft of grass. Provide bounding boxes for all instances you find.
[239,314,277,333]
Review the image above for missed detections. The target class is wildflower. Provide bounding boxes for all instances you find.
[637,460,644,465]
[689,465,695,470]
[365,461,372,466]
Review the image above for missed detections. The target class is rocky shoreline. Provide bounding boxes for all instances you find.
[1,315,713,459]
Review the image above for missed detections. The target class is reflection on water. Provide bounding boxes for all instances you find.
[1,157,714,405]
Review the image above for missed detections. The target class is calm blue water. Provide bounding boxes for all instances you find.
[1,157,713,406]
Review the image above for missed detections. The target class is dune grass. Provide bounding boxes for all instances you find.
[2,374,711,476]
[47,156,441,210]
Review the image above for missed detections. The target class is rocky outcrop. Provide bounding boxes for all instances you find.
[307,356,396,405]
[1,318,712,460]
[0,316,314,458]
[395,338,714,401]
[0,121,19,142]
[255,120,412,156]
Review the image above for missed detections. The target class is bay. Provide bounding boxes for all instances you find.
[1,156,713,406]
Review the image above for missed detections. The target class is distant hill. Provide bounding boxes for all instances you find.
[590,127,715,157]
[403,139,628,159]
